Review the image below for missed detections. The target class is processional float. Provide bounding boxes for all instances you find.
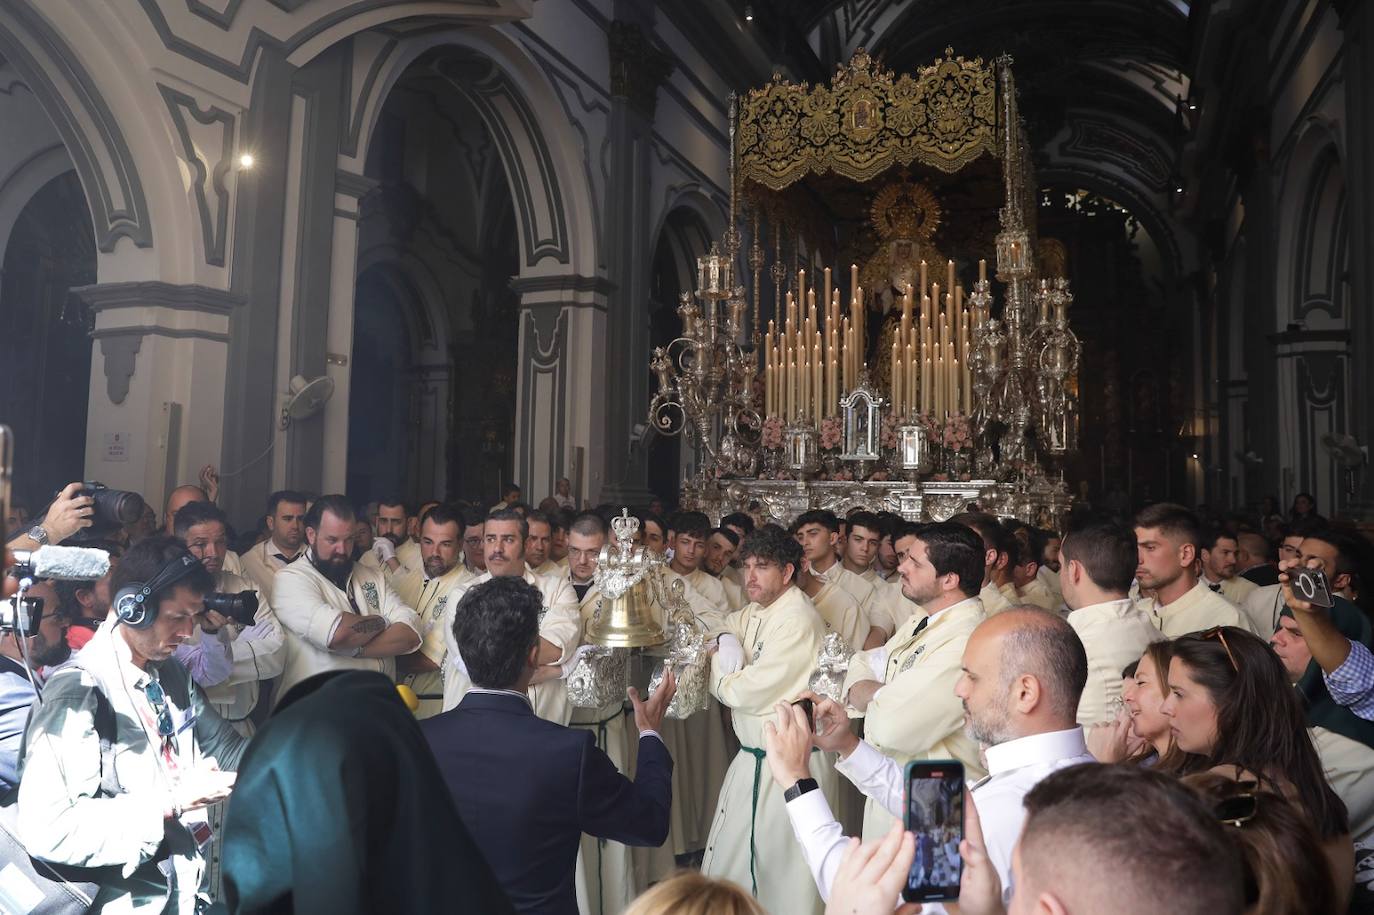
[648,49,1078,527]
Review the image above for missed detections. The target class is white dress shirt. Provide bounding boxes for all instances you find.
[784,726,1095,901]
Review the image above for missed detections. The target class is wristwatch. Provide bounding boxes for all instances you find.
[784,777,819,803]
[26,524,49,546]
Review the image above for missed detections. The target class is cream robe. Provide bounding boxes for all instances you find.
[222,549,245,578]
[404,563,477,719]
[569,583,638,915]
[703,586,833,915]
[1220,575,1258,605]
[980,580,1013,615]
[863,577,917,639]
[1067,598,1163,726]
[389,539,425,607]
[1036,563,1063,603]
[660,567,736,857]
[1017,577,1061,614]
[439,568,581,723]
[531,559,562,578]
[807,579,870,655]
[1149,580,1255,637]
[183,569,286,736]
[239,539,303,603]
[1313,726,1374,841]
[270,554,422,705]
[998,580,1019,605]
[718,573,745,612]
[1241,584,1285,637]
[844,596,987,840]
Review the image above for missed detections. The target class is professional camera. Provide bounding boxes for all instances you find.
[71,482,144,530]
[1292,567,1335,609]
[202,590,259,626]
[0,594,43,633]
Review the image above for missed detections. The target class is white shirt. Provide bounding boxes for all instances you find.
[785,727,1094,902]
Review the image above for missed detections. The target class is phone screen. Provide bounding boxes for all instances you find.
[902,760,965,902]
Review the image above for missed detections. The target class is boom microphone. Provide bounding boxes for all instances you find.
[10,545,112,581]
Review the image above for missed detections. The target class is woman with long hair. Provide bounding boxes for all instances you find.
[1087,642,1195,768]
[1163,626,1353,908]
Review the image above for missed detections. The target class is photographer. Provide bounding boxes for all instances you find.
[173,502,285,737]
[16,536,246,912]
[53,540,121,652]
[0,577,71,789]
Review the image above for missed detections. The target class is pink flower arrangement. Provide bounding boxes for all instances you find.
[941,413,972,451]
[761,415,784,450]
[879,413,900,450]
[819,416,843,450]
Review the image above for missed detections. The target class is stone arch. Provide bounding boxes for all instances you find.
[0,3,153,253]
[348,26,598,279]
[1276,120,1346,329]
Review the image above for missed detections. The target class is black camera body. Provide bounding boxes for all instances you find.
[0,595,43,633]
[202,590,259,626]
[74,482,145,528]
[1293,567,1335,609]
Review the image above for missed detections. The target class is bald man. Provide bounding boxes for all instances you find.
[775,606,1095,903]
[163,483,244,577]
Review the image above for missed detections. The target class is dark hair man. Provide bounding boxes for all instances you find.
[526,510,558,576]
[422,576,675,915]
[1200,527,1259,606]
[241,490,308,602]
[440,508,580,726]
[793,510,884,650]
[460,510,487,576]
[700,525,830,913]
[951,512,1015,615]
[774,606,1094,904]
[836,521,989,840]
[18,536,246,913]
[173,501,285,735]
[1133,503,1251,637]
[1236,529,1278,587]
[53,539,122,653]
[1059,521,1161,725]
[396,504,476,719]
[0,577,70,787]
[269,495,421,705]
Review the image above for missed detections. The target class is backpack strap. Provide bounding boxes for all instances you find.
[89,686,122,798]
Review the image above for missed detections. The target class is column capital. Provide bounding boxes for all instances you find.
[609,20,673,119]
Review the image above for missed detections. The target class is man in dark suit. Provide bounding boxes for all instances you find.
[422,575,675,915]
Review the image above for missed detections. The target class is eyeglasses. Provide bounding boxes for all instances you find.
[1200,626,1240,673]
[1213,791,1259,828]
[143,678,175,739]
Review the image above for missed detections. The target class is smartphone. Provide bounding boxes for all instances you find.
[902,760,965,903]
[791,697,814,731]
[1292,567,1335,609]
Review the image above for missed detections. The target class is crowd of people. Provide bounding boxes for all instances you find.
[2,475,1373,914]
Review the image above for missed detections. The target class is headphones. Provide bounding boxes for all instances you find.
[113,553,201,629]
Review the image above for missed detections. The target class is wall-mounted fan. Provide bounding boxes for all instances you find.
[280,374,335,430]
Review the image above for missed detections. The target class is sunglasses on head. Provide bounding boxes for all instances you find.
[1199,626,1239,673]
[1213,789,1259,828]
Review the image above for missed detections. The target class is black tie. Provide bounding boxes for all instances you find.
[912,616,929,637]
[1208,582,1222,593]
[275,552,298,565]
[573,582,592,601]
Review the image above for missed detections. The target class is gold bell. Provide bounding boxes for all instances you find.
[586,575,665,648]
[586,508,668,648]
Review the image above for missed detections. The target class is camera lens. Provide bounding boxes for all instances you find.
[1296,572,1316,599]
[91,487,145,525]
[202,590,259,625]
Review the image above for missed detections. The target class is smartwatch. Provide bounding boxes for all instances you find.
[784,777,819,803]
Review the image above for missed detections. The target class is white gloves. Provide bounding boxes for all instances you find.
[715,633,745,675]
[561,643,597,679]
[371,537,397,563]
[865,647,888,676]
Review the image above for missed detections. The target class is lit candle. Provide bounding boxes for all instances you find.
[947,259,955,294]
[963,355,972,414]
[854,285,864,365]
[979,258,987,284]
[892,339,902,413]
[920,260,928,299]
[799,268,806,302]
[765,334,774,415]
[823,267,832,316]
[788,355,796,420]
[813,339,823,422]
[906,342,917,415]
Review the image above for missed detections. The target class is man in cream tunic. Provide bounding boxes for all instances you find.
[954,512,1016,617]
[271,496,423,705]
[703,526,833,915]
[1059,520,1163,725]
[397,506,475,719]
[440,509,580,724]
[842,522,987,840]
[1134,503,1253,637]
[660,513,736,861]
[240,490,308,602]
[794,510,886,649]
[1200,529,1260,606]
[565,514,639,915]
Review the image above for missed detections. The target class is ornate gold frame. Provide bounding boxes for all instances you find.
[737,48,1000,191]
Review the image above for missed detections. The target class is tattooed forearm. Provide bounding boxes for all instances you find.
[351,616,386,635]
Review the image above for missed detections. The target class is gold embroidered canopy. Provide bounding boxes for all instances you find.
[737,48,1001,191]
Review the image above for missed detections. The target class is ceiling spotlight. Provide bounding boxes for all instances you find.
[238,153,255,170]
[1187,101,1198,111]
[1175,184,1185,193]
[1190,452,1200,460]
[744,4,753,21]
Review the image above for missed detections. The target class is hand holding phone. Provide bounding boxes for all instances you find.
[791,697,814,732]
[902,760,965,903]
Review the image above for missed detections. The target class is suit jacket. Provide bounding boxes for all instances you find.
[1241,564,1280,587]
[422,690,673,915]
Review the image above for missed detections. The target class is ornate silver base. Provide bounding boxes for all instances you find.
[684,477,1072,528]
